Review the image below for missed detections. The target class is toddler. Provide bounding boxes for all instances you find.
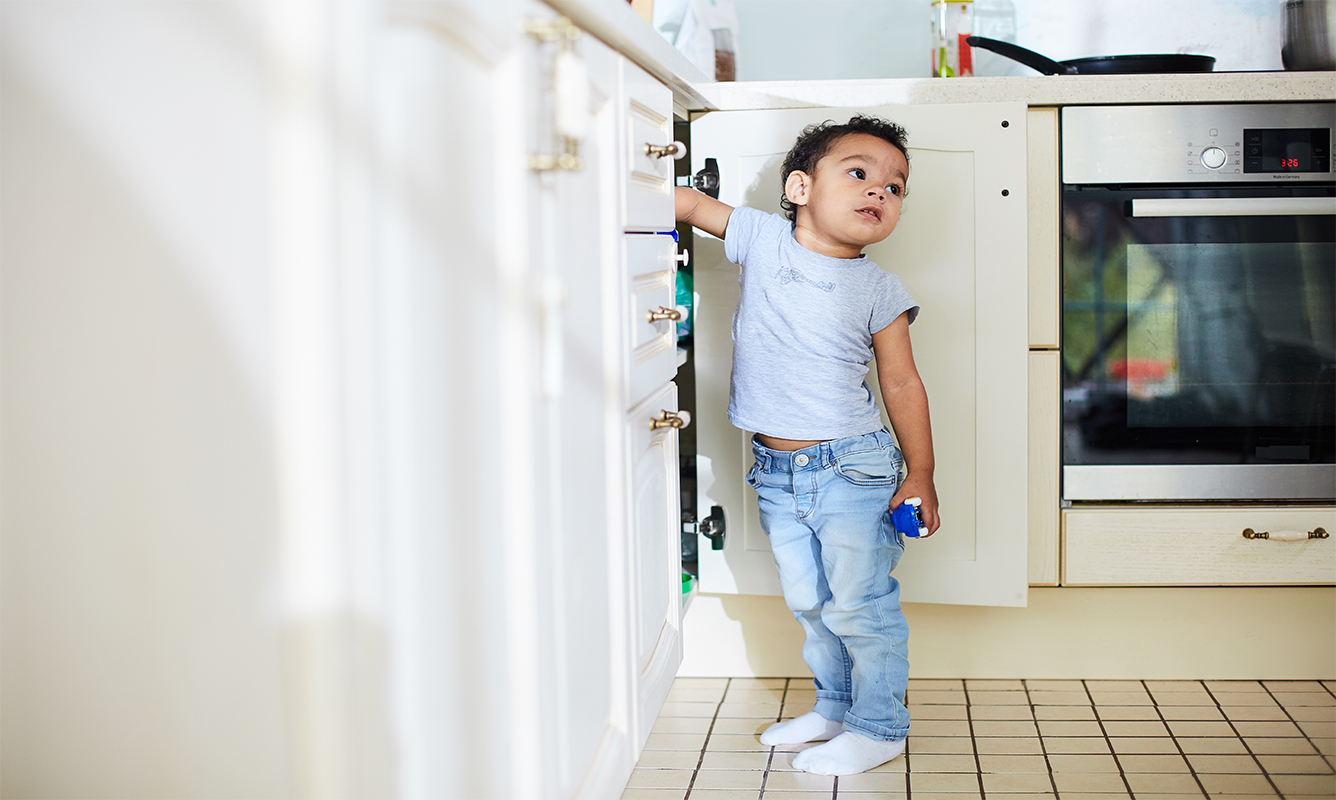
[676,115,940,776]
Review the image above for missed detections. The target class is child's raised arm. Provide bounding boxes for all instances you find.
[675,186,733,240]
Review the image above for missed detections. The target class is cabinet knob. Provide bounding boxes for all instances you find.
[650,409,691,430]
[645,140,687,160]
[676,248,690,268]
[1242,527,1328,541]
[647,306,683,323]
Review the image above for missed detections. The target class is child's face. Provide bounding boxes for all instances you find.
[784,133,908,258]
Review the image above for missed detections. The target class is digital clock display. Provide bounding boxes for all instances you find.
[1243,127,1331,173]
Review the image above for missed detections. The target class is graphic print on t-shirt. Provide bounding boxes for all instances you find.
[776,264,835,293]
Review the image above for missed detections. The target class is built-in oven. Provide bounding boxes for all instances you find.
[1061,103,1335,503]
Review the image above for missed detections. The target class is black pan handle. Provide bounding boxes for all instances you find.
[966,36,1076,75]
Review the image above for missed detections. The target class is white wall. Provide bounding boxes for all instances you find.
[731,0,1283,80]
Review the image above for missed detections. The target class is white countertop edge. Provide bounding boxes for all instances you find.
[544,0,716,112]
[695,72,1336,111]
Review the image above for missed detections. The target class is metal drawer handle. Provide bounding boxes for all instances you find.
[1242,527,1328,542]
[647,306,683,323]
[650,410,691,430]
[645,140,687,160]
[1132,197,1336,218]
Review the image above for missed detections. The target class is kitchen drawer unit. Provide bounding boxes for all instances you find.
[621,58,675,232]
[623,234,678,409]
[1063,507,1336,586]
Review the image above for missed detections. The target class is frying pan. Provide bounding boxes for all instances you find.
[966,36,1216,75]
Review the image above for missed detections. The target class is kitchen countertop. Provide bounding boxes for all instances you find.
[695,72,1336,112]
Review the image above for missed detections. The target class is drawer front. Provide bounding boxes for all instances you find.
[1064,507,1335,586]
[622,59,673,232]
[626,235,677,408]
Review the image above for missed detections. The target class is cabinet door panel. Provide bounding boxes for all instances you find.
[692,103,1030,607]
[626,382,683,751]
[511,7,633,796]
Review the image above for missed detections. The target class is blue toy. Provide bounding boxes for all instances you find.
[891,497,928,538]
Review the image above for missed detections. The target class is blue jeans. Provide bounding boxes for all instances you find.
[746,428,911,741]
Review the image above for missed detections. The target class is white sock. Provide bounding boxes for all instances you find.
[790,731,907,776]
[758,711,843,746]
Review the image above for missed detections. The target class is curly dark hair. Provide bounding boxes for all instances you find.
[778,115,911,223]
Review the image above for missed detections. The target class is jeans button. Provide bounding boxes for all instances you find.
[794,454,810,467]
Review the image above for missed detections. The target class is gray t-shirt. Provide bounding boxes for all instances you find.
[724,207,919,440]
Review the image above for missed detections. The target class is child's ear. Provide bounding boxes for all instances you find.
[783,171,810,208]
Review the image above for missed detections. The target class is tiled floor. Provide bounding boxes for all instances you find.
[622,678,1336,800]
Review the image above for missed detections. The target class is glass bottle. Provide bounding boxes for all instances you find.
[931,0,975,77]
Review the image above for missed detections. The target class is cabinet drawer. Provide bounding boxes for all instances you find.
[1064,507,1336,586]
[626,235,677,408]
[622,59,673,232]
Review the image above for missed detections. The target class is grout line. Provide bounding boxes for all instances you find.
[683,677,729,800]
[1258,679,1336,782]
[757,679,786,800]
[902,684,911,800]
[961,680,986,799]
[1082,679,1137,798]
[1201,680,1284,798]
[1022,679,1061,797]
[1144,678,1210,799]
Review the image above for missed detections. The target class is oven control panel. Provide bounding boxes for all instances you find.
[1062,103,1335,185]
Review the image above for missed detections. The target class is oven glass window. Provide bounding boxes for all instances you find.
[1062,189,1335,467]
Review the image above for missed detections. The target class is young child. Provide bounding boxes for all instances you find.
[676,115,940,776]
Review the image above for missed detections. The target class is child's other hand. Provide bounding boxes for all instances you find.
[891,476,940,537]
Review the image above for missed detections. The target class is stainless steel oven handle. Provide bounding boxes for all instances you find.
[1131,197,1336,217]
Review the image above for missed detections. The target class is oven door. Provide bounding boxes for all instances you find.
[1062,185,1336,501]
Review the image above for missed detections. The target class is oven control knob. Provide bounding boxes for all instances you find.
[1201,146,1227,170]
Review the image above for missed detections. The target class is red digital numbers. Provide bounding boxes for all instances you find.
[1282,158,1300,168]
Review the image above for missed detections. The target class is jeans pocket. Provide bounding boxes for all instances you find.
[745,461,762,488]
[833,449,899,487]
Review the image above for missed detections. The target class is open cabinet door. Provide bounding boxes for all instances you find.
[692,102,1029,607]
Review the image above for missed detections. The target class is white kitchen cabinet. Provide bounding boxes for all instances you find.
[622,59,679,231]
[1064,508,1336,585]
[1026,107,1061,586]
[374,1,685,796]
[624,234,680,408]
[374,2,646,797]
[617,57,686,754]
[626,382,685,743]
[328,2,686,793]
[1028,350,1062,585]
[1027,107,1060,351]
[690,102,1031,607]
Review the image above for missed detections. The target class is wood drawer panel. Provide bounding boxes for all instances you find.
[1064,507,1335,586]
